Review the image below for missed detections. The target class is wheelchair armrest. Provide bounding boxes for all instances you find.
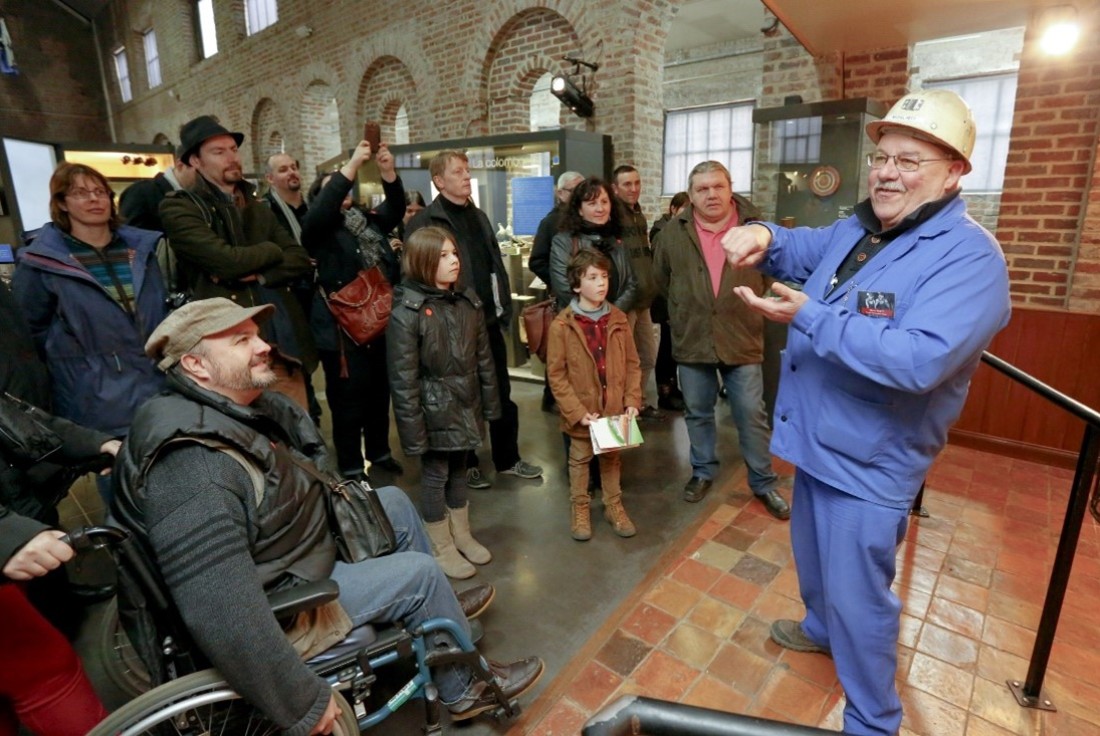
[268,579,340,619]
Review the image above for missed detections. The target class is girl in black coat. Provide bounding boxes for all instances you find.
[386,226,500,579]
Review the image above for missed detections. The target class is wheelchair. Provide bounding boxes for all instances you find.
[67,525,522,735]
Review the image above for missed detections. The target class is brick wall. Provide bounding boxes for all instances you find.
[0,0,109,142]
[996,12,1100,309]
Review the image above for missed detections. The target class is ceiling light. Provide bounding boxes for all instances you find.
[1038,5,1080,56]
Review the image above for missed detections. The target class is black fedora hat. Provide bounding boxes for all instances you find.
[178,115,245,163]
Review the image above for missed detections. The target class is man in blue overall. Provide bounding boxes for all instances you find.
[722,89,1012,735]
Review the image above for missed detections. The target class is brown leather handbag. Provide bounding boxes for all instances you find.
[522,299,556,362]
[323,266,393,346]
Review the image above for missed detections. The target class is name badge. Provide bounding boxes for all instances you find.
[858,291,895,318]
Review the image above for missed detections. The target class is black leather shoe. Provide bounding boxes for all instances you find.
[371,456,404,474]
[448,656,545,721]
[456,583,495,620]
[759,490,791,520]
[682,476,712,503]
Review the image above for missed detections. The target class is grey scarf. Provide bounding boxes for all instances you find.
[342,206,386,270]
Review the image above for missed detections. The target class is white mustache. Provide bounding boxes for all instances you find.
[875,183,906,193]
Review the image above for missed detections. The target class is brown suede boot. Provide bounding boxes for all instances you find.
[425,519,476,579]
[601,469,636,537]
[571,499,592,541]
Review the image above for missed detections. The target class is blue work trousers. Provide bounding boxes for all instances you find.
[791,470,909,736]
[329,486,474,704]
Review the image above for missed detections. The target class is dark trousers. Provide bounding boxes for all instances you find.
[467,324,520,472]
[420,450,469,522]
[319,339,394,476]
[655,320,677,388]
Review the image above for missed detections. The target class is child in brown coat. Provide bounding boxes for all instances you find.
[547,250,641,541]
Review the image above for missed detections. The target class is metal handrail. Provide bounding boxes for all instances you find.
[977,350,1100,711]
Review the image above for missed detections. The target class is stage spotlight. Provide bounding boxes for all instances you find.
[551,74,594,118]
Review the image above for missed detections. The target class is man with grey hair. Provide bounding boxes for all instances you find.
[529,170,584,412]
[653,160,789,519]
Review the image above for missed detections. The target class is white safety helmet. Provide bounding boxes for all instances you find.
[866,89,976,174]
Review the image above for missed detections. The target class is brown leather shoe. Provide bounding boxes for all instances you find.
[758,490,791,520]
[448,656,545,721]
[456,583,495,620]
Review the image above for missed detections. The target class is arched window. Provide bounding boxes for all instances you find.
[394,104,410,145]
[529,73,559,131]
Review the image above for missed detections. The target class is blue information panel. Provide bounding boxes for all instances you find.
[511,176,554,236]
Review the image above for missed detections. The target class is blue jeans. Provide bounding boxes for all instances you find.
[678,363,778,495]
[329,486,474,704]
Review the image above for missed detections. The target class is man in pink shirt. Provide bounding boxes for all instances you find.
[652,161,789,518]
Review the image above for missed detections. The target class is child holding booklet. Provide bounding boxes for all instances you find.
[547,250,641,541]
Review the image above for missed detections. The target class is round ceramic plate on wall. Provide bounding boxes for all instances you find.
[809,165,841,197]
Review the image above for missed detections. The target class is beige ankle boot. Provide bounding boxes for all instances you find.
[571,499,592,541]
[448,503,492,565]
[425,519,476,579]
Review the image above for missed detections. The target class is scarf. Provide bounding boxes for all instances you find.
[267,190,303,244]
[342,206,387,270]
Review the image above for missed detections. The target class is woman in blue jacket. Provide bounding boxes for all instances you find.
[13,162,167,500]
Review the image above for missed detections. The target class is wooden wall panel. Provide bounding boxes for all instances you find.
[951,307,1100,467]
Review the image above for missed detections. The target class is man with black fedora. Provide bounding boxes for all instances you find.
[159,115,317,410]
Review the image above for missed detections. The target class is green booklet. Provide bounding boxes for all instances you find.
[590,415,644,455]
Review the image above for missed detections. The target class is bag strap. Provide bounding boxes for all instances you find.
[283,448,367,492]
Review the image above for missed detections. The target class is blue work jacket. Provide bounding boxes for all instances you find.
[761,195,1011,508]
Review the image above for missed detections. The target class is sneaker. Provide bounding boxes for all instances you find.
[499,459,543,479]
[447,656,545,721]
[638,405,664,421]
[466,468,492,489]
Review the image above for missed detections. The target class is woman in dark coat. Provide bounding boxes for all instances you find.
[386,226,500,580]
[301,139,405,480]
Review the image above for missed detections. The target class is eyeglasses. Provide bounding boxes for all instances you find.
[66,188,111,201]
[866,153,952,172]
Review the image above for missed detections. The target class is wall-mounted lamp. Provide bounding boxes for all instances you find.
[551,55,598,118]
[1038,5,1079,55]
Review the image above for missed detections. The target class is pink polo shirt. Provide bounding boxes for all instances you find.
[693,206,739,297]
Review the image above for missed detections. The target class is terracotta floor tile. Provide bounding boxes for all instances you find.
[595,629,653,678]
[779,648,838,689]
[710,573,764,611]
[963,716,1024,736]
[751,589,804,623]
[712,524,759,551]
[967,677,1045,734]
[927,597,986,639]
[947,539,1001,568]
[986,591,1041,630]
[754,668,831,725]
[899,613,923,648]
[898,684,968,736]
[899,542,947,574]
[691,539,745,571]
[682,673,752,714]
[707,641,774,694]
[527,698,591,736]
[936,575,991,612]
[621,602,678,646]
[982,616,1035,660]
[643,577,703,618]
[730,553,781,586]
[897,645,916,683]
[629,649,701,701]
[1042,670,1100,727]
[943,554,996,588]
[894,563,941,595]
[730,511,772,536]
[899,584,933,619]
[907,651,975,708]
[916,622,980,671]
[670,557,723,593]
[976,643,1030,684]
[687,595,746,639]
[731,615,784,662]
[663,623,722,669]
[771,566,802,600]
[563,660,623,713]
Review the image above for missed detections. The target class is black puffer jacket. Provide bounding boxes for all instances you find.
[386,281,501,455]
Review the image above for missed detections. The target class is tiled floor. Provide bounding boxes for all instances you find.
[515,446,1100,736]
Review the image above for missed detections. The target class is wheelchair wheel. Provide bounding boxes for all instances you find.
[98,597,152,698]
[88,668,360,736]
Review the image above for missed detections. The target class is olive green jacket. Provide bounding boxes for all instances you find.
[652,195,771,366]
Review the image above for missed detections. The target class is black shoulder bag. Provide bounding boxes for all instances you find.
[287,452,396,563]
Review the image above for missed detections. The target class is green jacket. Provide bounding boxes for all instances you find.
[159,175,317,369]
[620,202,657,310]
[652,195,771,366]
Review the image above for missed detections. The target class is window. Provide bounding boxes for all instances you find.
[925,74,1018,192]
[775,116,821,164]
[113,48,132,103]
[245,0,278,36]
[195,0,218,59]
[662,101,754,195]
[394,104,410,145]
[529,73,560,131]
[143,29,162,88]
